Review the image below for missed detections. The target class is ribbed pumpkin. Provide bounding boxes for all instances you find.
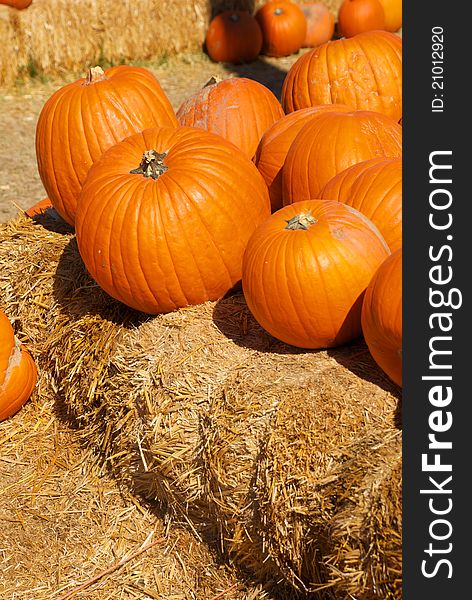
[205,10,262,63]
[282,110,402,203]
[337,0,386,38]
[255,1,307,57]
[0,309,37,421]
[0,0,32,8]
[300,2,335,47]
[320,157,402,252]
[36,65,178,226]
[242,199,390,349]
[281,29,402,121]
[254,103,351,212]
[378,0,402,31]
[176,76,285,160]
[75,126,271,315]
[362,248,402,386]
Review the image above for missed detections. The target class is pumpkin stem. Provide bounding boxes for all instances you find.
[204,75,222,87]
[229,13,240,22]
[130,150,169,180]
[274,7,284,15]
[84,66,107,85]
[285,212,317,230]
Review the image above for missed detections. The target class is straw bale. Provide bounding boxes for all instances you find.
[0,0,343,86]
[0,211,401,596]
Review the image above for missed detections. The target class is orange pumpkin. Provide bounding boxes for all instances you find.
[75,126,271,315]
[361,248,402,386]
[300,2,335,47]
[337,0,385,38]
[36,65,178,226]
[176,76,285,160]
[205,10,263,63]
[0,309,37,421]
[254,104,351,212]
[378,0,402,32]
[255,1,307,57]
[242,199,390,349]
[0,0,32,9]
[320,157,402,252]
[281,29,402,121]
[24,197,53,218]
[282,110,402,203]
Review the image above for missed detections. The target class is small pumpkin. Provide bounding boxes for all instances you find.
[0,0,32,9]
[36,65,178,226]
[24,197,53,218]
[205,10,262,63]
[320,157,402,252]
[281,29,402,121]
[337,0,386,38]
[361,248,402,386]
[75,126,271,315]
[378,0,402,32]
[254,103,351,212]
[282,110,402,202]
[300,2,335,47]
[255,1,307,57]
[0,309,37,421]
[242,199,390,349]
[177,76,285,160]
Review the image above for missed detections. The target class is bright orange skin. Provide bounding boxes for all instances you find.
[24,197,53,218]
[254,104,351,212]
[320,157,402,252]
[0,310,37,421]
[0,0,32,9]
[338,0,385,38]
[300,2,335,47]
[176,77,284,160]
[378,0,402,32]
[362,248,402,386]
[282,110,402,203]
[242,199,390,349]
[255,1,307,57]
[205,10,263,63]
[281,30,402,121]
[75,126,271,315]
[35,65,178,226]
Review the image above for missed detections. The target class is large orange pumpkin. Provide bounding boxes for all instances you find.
[378,0,402,32]
[35,65,178,226]
[254,103,351,212]
[281,29,402,121]
[361,248,402,386]
[300,2,335,47]
[242,199,390,349]
[255,1,307,57]
[337,0,386,38]
[320,157,402,252]
[176,76,285,160]
[75,126,271,315]
[0,0,32,9]
[282,110,402,203]
[205,10,263,63]
[0,309,37,421]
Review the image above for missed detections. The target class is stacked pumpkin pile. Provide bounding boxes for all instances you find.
[1,26,402,599]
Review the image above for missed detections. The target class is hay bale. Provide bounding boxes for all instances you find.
[0,212,401,596]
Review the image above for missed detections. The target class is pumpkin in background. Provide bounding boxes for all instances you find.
[0,309,37,421]
[0,0,32,9]
[255,103,351,212]
[300,2,335,47]
[337,0,385,38]
[75,126,271,315]
[281,30,402,121]
[362,248,402,386]
[320,157,402,252]
[242,199,390,349]
[176,76,284,160]
[24,197,53,218]
[378,0,402,31]
[282,110,402,203]
[255,1,306,57]
[205,10,262,63]
[36,65,178,226]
